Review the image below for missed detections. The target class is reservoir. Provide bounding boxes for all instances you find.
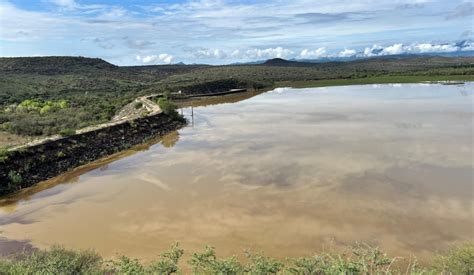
[0,83,472,263]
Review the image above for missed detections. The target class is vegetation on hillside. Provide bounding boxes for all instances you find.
[0,243,472,274]
[0,56,472,140]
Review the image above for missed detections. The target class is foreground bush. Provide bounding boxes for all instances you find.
[0,243,472,274]
[0,246,102,274]
[431,244,474,274]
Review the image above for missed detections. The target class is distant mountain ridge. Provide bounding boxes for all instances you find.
[230,51,474,65]
[1,55,473,76]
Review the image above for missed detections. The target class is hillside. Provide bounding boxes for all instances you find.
[0,56,117,75]
[0,55,473,144]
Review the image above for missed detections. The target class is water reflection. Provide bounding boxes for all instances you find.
[0,90,264,212]
[0,83,472,263]
[0,131,180,209]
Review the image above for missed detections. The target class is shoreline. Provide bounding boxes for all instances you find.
[0,78,472,196]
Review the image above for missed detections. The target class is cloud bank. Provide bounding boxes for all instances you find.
[136,54,174,64]
[0,0,473,65]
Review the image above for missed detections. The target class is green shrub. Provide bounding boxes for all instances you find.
[189,246,244,274]
[133,101,143,109]
[8,170,22,186]
[0,246,102,274]
[148,242,184,274]
[431,244,474,274]
[11,99,69,114]
[59,128,76,137]
[157,96,184,122]
[107,256,146,274]
[0,242,473,274]
[157,97,177,115]
[0,147,9,163]
[245,252,284,274]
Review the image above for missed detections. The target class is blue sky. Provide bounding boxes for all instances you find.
[0,0,472,65]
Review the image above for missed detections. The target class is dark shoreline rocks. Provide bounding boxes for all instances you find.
[0,113,186,196]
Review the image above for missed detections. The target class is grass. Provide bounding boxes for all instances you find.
[0,243,472,274]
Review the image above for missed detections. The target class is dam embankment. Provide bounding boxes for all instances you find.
[0,113,185,196]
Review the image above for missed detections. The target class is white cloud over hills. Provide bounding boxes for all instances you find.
[136,54,174,64]
[142,41,471,64]
[363,41,473,57]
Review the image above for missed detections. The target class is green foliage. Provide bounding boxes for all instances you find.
[431,244,474,274]
[8,170,22,185]
[108,256,146,274]
[189,246,244,274]
[7,99,70,114]
[0,147,9,163]
[285,255,329,274]
[0,246,102,274]
[285,244,394,274]
[157,96,183,122]
[0,243,472,274]
[244,253,284,274]
[134,101,143,109]
[59,128,76,137]
[148,242,184,274]
[350,243,393,273]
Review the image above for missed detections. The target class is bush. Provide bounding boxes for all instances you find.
[0,246,102,274]
[148,242,184,274]
[245,253,284,274]
[189,246,244,274]
[8,170,22,186]
[431,244,474,274]
[107,256,146,274]
[0,147,9,163]
[133,101,143,109]
[157,96,184,122]
[0,242,473,274]
[157,97,177,115]
[59,128,76,137]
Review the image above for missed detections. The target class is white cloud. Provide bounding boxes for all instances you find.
[136,54,174,64]
[363,44,383,56]
[299,47,327,58]
[412,43,458,53]
[194,48,227,59]
[460,41,474,51]
[382,43,405,55]
[48,0,78,9]
[1,0,472,65]
[363,41,470,57]
[230,49,241,58]
[245,47,294,59]
[338,48,356,57]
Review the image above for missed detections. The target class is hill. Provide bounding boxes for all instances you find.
[262,58,306,66]
[0,56,117,75]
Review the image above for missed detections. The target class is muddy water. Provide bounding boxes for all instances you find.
[0,83,472,262]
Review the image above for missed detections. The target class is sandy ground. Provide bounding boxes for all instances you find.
[0,131,28,148]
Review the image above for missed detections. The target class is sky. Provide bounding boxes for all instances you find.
[0,0,473,65]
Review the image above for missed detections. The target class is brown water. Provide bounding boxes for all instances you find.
[0,83,473,263]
